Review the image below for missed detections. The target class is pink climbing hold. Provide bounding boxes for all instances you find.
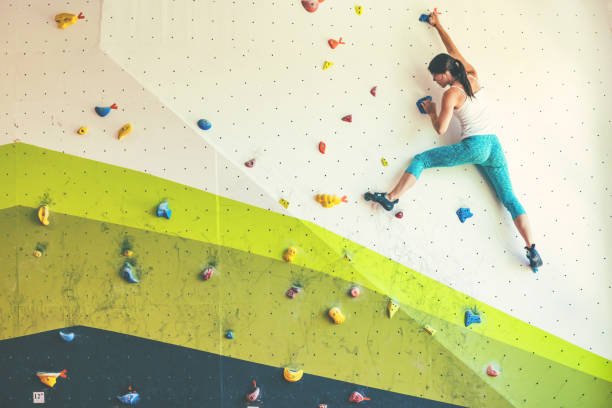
[246,380,260,402]
[349,391,371,403]
[245,159,255,168]
[350,286,360,298]
[370,86,377,97]
[341,115,352,123]
[395,211,403,219]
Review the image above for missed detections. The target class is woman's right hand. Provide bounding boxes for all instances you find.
[428,12,441,28]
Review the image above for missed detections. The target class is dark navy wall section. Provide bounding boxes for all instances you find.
[0,327,465,407]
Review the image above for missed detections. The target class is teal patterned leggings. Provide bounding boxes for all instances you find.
[406,134,525,219]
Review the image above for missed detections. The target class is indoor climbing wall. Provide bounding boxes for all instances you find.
[0,0,611,407]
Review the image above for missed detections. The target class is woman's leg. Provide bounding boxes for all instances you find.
[386,138,489,201]
[513,213,534,247]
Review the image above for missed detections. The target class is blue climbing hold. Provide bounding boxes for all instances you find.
[464,310,481,327]
[117,390,140,405]
[121,262,139,283]
[225,330,234,340]
[197,119,212,130]
[416,96,432,114]
[157,201,172,219]
[419,13,430,22]
[456,207,473,223]
[59,330,75,342]
[95,103,117,117]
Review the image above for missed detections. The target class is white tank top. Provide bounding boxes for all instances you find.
[451,82,495,139]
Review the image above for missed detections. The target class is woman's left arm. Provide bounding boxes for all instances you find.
[424,91,456,135]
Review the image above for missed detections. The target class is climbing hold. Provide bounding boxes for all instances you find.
[197,119,212,130]
[123,250,133,257]
[279,198,290,209]
[381,158,388,166]
[319,141,326,154]
[322,61,334,70]
[33,250,42,258]
[38,205,50,226]
[77,126,88,135]
[36,370,67,388]
[225,330,234,340]
[486,365,499,377]
[283,367,304,382]
[456,207,473,223]
[464,310,481,327]
[121,262,139,283]
[118,123,132,140]
[286,285,301,299]
[395,211,403,219]
[315,194,348,208]
[95,103,117,117]
[302,0,325,13]
[55,12,84,29]
[245,158,256,168]
[246,380,261,402]
[59,331,75,342]
[328,307,345,324]
[117,386,140,405]
[328,37,345,49]
[354,6,363,16]
[201,266,214,281]
[350,286,360,298]
[344,252,352,262]
[157,201,172,219]
[283,247,296,262]
[416,96,432,114]
[388,299,399,318]
[423,325,436,335]
[341,114,352,122]
[349,391,370,403]
[319,405,328,408]
[370,86,377,97]
[418,13,430,22]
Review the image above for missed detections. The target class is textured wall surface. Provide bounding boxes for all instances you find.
[0,0,611,407]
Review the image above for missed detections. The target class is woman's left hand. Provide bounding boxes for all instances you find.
[421,99,436,115]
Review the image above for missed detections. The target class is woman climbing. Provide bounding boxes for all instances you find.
[364,12,543,272]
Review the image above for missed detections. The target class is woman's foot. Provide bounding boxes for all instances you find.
[364,192,398,211]
[525,244,543,273]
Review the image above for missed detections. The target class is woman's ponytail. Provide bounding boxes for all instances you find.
[451,58,474,98]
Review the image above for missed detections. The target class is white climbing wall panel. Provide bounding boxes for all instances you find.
[1,0,611,360]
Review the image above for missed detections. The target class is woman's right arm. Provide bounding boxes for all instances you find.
[428,13,477,77]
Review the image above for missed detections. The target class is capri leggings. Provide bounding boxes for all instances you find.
[405,134,525,219]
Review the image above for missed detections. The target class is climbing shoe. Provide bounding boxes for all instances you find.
[364,192,398,211]
[525,244,543,273]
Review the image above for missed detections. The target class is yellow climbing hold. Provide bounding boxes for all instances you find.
[354,6,363,15]
[322,61,334,70]
[283,247,296,262]
[77,126,88,135]
[118,123,132,140]
[388,299,399,318]
[38,205,50,226]
[283,367,304,382]
[424,325,436,335]
[55,12,84,29]
[315,194,348,208]
[381,158,388,166]
[329,307,345,324]
[279,198,290,209]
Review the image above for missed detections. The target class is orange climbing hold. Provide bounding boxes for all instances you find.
[319,141,326,154]
[38,205,50,226]
[328,37,345,49]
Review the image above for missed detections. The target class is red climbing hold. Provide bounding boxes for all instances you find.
[328,37,345,49]
[487,365,499,377]
[395,211,403,219]
[319,142,326,154]
[370,86,377,97]
[246,380,260,402]
[342,115,352,123]
[349,391,371,403]
[245,159,255,168]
